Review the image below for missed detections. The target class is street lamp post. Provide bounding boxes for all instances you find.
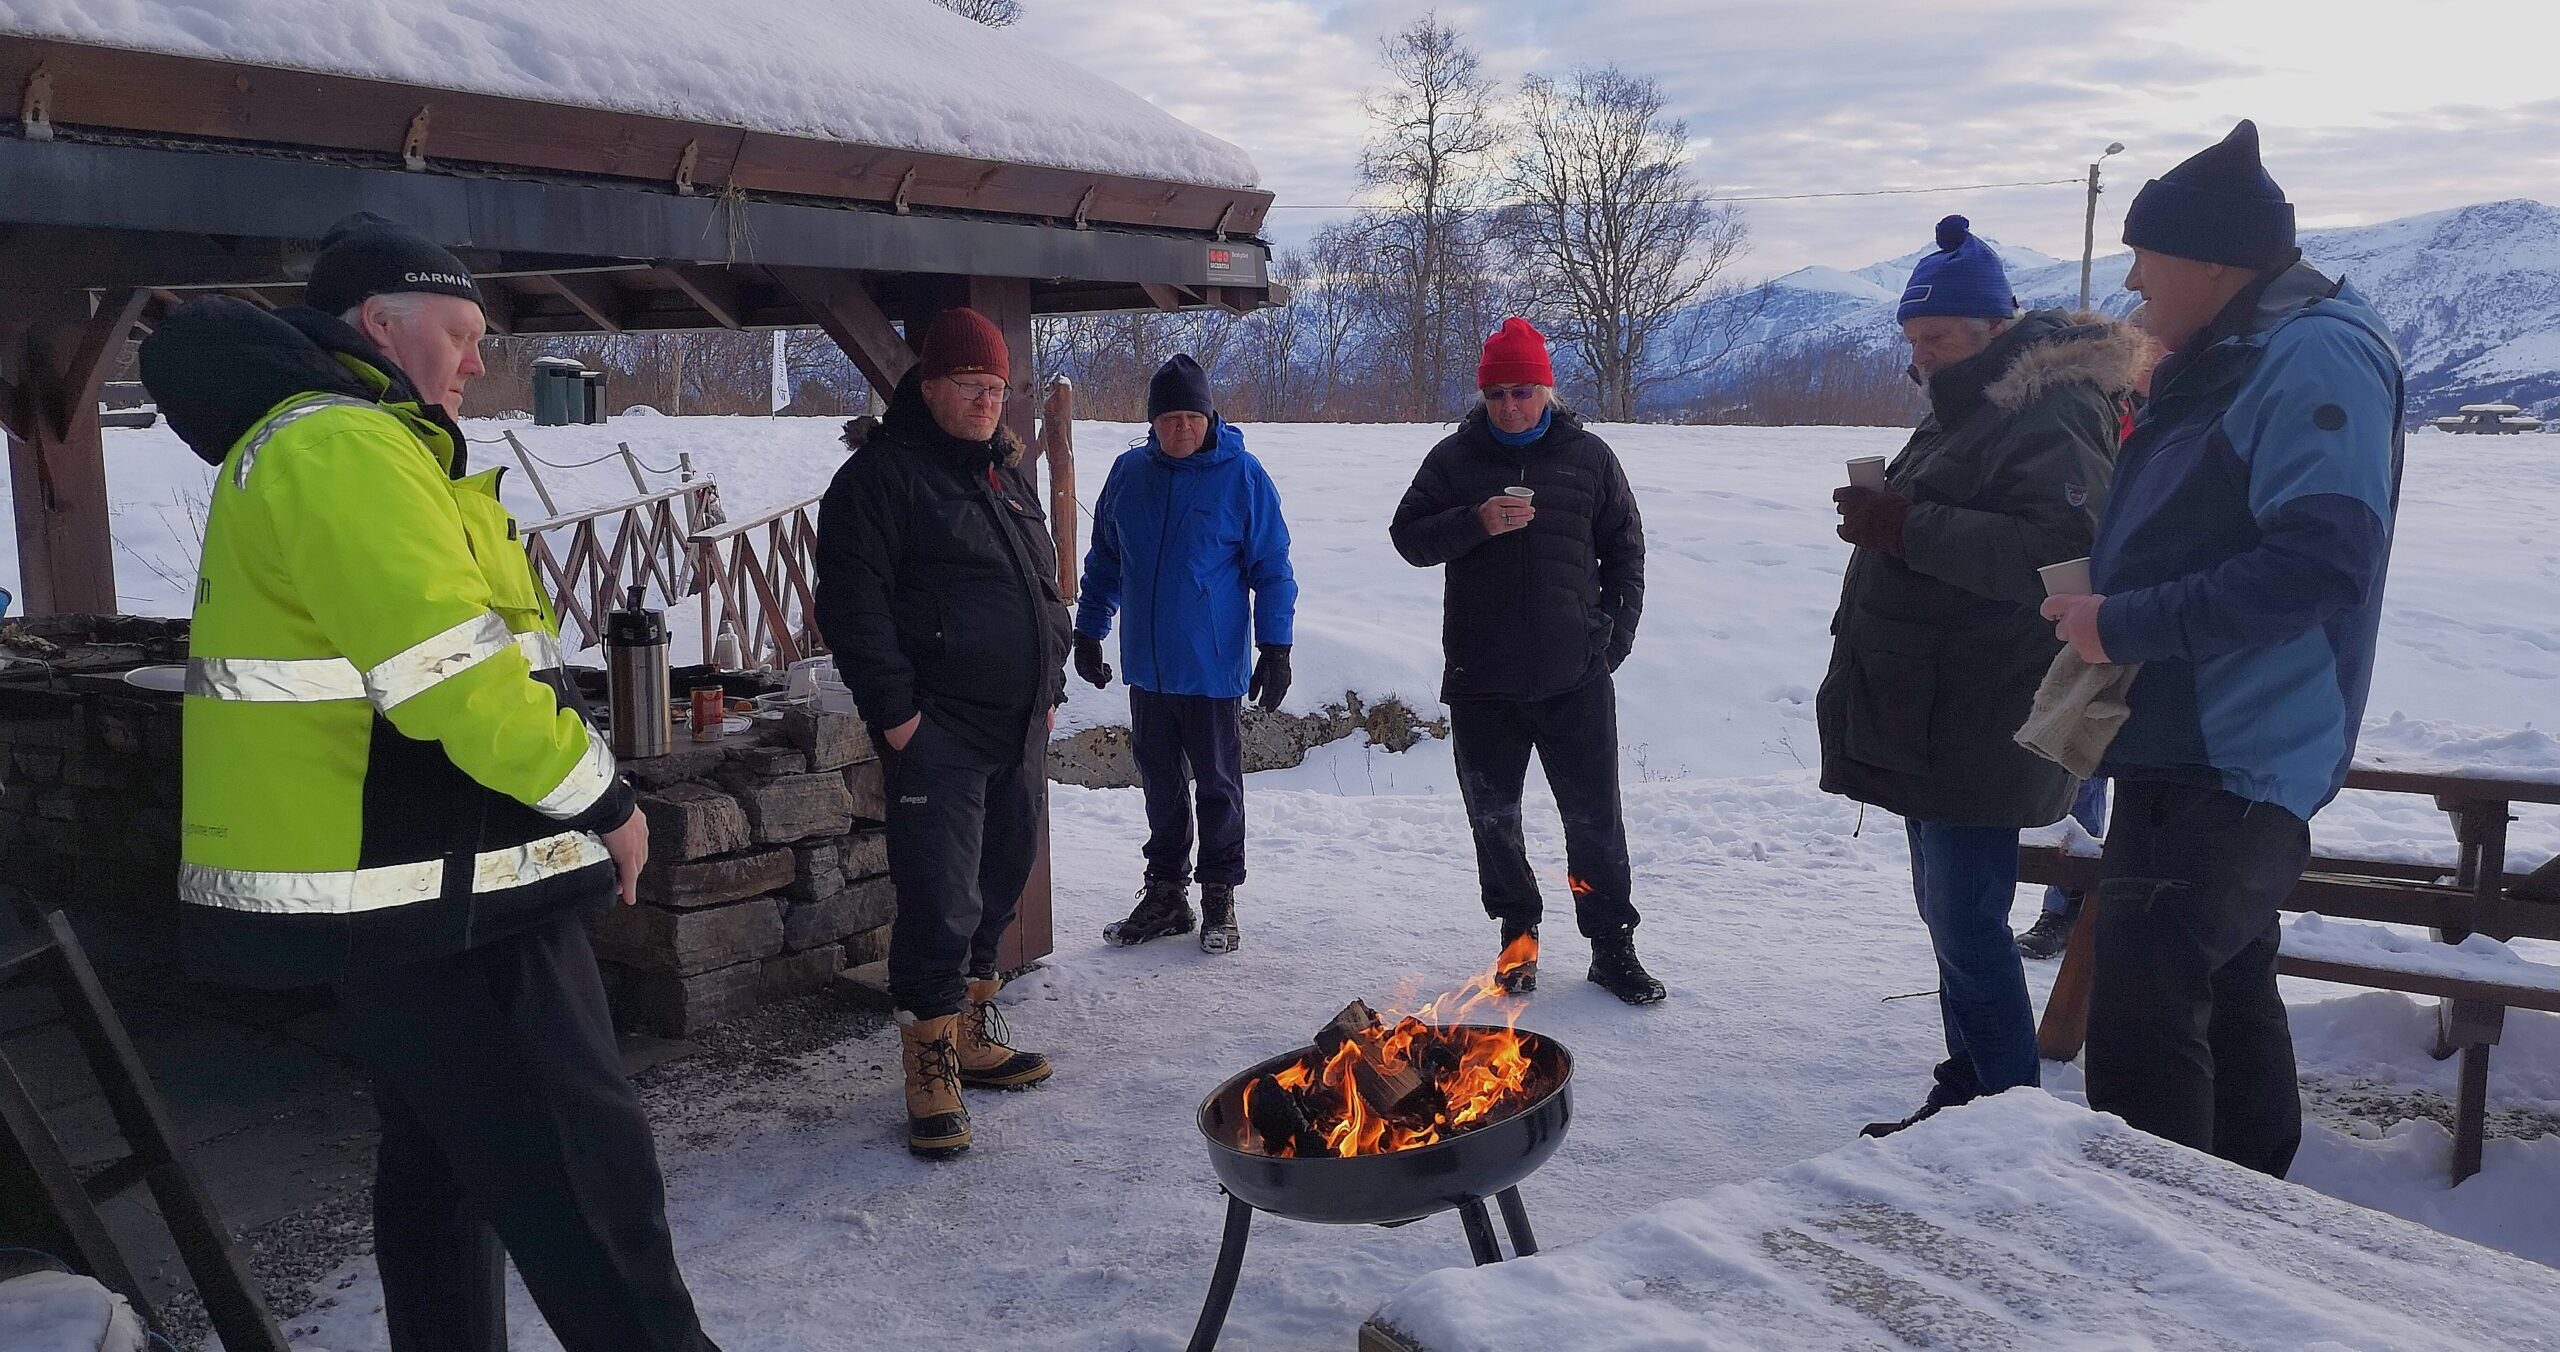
[2080,142,2126,311]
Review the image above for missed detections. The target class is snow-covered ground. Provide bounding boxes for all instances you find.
[8,417,2559,1348]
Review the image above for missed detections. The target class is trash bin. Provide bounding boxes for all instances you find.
[532,357,584,426]
[580,370,608,425]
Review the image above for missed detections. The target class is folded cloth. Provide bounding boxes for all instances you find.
[2015,647,2141,778]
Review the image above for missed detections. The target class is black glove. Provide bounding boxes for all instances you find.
[1073,633,1113,689]
[1833,486,1913,557]
[1248,644,1291,712]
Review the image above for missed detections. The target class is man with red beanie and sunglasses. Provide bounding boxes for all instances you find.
[1390,318,1659,1004]
[816,307,1073,1158]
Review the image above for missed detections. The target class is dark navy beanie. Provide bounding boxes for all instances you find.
[1896,216,2017,323]
[2122,120,2295,268]
[1147,353,1215,420]
[306,212,481,317]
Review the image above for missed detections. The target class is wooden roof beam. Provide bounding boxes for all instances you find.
[654,265,746,330]
[1139,282,1196,313]
[765,266,912,398]
[534,272,626,333]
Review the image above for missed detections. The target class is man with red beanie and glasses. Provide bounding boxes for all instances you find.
[816,308,1073,1158]
[1390,318,1659,1004]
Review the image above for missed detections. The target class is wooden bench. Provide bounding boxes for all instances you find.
[2020,835,2560,1183]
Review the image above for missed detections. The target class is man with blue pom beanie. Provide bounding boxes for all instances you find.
[2042,120,2403,1178]
[1822,215,2150,1139]
[1078,354,1297,955]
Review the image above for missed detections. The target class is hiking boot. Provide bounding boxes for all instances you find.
[1586,931,1666,1005]
[1493,922,1539,995]
[897,1011,971,1159]
[1199,883,1240,955]
[1860,1101,1945,1139]
[1103,877,1195,947]
[1863,1060,1981,1139]
[2016,909,2075,961]
[955,977,1051,1090]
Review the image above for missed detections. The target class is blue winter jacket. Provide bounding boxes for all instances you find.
[2092,261,2404,818]
[1076,420,1297,699]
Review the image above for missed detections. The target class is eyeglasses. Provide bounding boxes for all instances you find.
[939,379,1011,406]
[1483,385,1543,403]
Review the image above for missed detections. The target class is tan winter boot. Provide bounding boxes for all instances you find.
[897,1011,971,1159]
[955,977,1053,1089]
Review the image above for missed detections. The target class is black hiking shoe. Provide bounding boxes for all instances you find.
[1103,878,1194,947]
[2016,910,2075,961]
[1494,922,1539,994]
[1199,883,1240,955]
[1586,931,1666,1005]
[1860,1102,1945,1140]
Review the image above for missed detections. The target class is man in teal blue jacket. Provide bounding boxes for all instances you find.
[2043,121,2403,1177]
[1076,355,1297,954]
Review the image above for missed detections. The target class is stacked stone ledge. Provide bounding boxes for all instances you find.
[593,707,892,1035]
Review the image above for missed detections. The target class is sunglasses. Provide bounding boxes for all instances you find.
[1483,385,1543,403]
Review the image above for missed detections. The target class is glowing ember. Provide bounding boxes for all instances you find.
[1240,948,1550,1159]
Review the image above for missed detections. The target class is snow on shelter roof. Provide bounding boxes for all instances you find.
[0,0,1262,191]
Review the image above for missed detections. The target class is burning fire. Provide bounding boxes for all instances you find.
[1241,943,1548,1160]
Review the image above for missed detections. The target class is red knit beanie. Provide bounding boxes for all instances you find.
[917,307,1009,383]
[1477,317,1554,389]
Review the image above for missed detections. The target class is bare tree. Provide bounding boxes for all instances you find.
[1359,13,1501,420]
[1498,66,1750,420]
[932,0,1023,27]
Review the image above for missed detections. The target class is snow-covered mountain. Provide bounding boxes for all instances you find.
[1707,199,2560,420]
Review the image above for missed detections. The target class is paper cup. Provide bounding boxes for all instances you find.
[2039,557,2093,597]
[1503,485,1535,502]
[1845,457,1888,490]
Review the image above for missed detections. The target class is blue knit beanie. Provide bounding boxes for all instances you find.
[1896,216,2017,323]
[1147,353,1214,420]
[2122,120,2295,268]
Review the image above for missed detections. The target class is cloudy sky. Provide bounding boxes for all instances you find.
[1014,0,2560,280]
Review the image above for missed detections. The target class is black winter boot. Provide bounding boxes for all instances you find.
[1494,922,1539,995]
[1199,883,1240,955]
[1103,877,1195,947]
[1586,931,1666,1005]
[2016,909,2075,961]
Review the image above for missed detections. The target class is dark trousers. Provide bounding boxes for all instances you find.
[2087,779,2309,1178]
[1448,674,1638,937]
[334,914,716,1352]
[1130,687,1247,886]
[1904,820,2040,1102]
[884,715,1043,1018]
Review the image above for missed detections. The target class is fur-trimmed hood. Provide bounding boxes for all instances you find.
[1985,312,2155,413]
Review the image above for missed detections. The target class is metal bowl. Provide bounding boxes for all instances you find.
[1196,1027,1572,1226]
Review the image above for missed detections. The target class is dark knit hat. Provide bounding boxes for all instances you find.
[1897,216,2017,323]
[305,212,480,317]
[1146,353,1214,420]
[1477,317,1554,389]
[916,307,1009,383]
[2123,120,2296,268]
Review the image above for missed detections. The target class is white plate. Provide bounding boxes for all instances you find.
[122,664,188,693]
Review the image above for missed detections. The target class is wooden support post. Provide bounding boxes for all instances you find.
[963,275,1037,451]
[1042,375,1077,603]
[4,288,148,615]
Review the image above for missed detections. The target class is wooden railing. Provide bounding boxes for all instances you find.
[691,495,825,669]
[521,483,716,652]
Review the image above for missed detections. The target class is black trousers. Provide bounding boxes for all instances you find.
[2086,779,2309,1178]
[333,913,716,1352]
[1448,674,1639,937]
[1130,687,1247,886]
[884,715,1044,1018]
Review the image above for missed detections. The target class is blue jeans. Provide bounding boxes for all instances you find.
[1907,820,2041,1102]
[2041,778,2113,919]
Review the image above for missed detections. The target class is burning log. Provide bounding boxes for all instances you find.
[1313,1002,1434,1118]
[1244,1074,1329,1159]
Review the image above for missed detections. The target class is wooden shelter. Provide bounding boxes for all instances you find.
[0,30,1277,614]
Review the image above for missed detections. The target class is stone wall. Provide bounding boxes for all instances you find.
[1047,692,1449,789]
[593,707,895,1036]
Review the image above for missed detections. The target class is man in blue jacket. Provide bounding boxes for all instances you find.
[2042,121,2403,1177]
[1077,355,1297,954]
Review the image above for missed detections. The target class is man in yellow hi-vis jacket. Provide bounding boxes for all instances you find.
[140,215,719,1352]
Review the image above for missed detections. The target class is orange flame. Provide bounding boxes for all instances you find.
[1567,875,1596,896]
[1252,940,1544,1159]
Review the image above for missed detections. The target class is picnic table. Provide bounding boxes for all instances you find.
[2022,765,2560,1182]
[1358,1092,2560,1352]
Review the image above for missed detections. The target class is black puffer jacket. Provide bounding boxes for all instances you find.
[1390,405,1644,702]
[1817,311,2148,828]
[815,373,1073,756]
